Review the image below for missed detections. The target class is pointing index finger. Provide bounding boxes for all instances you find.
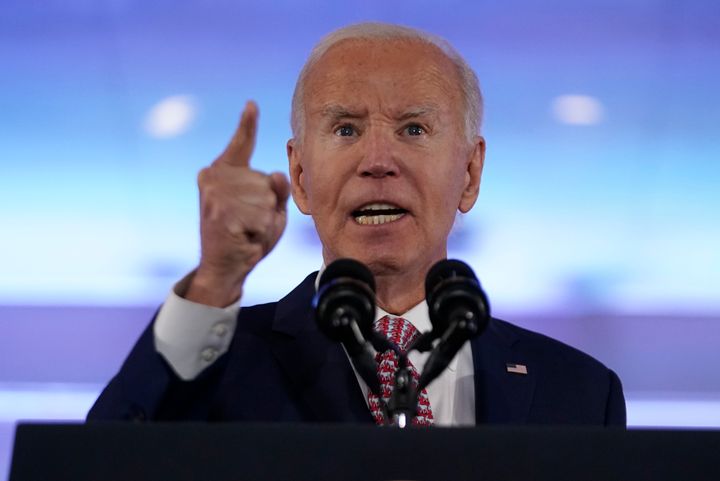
[218,101,259,167]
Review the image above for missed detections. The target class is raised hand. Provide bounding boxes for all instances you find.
[185,101,290,307]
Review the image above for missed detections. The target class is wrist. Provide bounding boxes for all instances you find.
[184,267,246,308]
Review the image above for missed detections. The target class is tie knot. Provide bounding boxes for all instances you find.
[374,315,420,353]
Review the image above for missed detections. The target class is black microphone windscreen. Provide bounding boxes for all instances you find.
[425,259,477,297]
[320,258,376,292]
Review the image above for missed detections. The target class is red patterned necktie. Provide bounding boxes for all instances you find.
[367,315,435,426]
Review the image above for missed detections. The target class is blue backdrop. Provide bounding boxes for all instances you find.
[1,0,719,474]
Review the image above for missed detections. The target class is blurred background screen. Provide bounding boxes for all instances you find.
[1,0,719,475]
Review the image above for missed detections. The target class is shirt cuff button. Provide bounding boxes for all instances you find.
[201,347,218,362]
[212,323,228,337]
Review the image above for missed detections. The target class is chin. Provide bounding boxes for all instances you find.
[351,246,419,277]
[325,233,442,277]
[326,241,397,272]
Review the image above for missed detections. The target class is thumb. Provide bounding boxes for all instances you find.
[269,172,291,212]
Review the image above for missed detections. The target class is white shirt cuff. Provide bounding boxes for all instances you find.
[153,271,240,381]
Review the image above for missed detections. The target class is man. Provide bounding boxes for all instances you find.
[88,23,626,426]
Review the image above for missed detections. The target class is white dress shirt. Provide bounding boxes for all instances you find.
[154,272,476,426]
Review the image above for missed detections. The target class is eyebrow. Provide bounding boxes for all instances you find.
[319,103,440,122]
[395,104,440,121]
[320,104,365,121]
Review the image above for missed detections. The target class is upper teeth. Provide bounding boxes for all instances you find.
[357,202,400,211]
[353,203,406,225]
[355,213,405,225]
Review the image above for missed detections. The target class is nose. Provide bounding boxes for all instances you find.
[357,128,399,178]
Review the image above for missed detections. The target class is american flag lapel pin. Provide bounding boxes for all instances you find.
[506,363,528,375]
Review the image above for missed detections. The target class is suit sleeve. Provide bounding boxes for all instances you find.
[86,317,230,422]
[604,369,627,427]
[86,319,173,421]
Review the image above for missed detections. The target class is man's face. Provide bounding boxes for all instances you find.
[288,38,484,279]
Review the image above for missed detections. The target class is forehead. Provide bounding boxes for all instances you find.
[302,38,463,116]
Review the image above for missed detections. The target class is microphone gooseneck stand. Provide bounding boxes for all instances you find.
[387,353,414,428]
[365,335,417,429]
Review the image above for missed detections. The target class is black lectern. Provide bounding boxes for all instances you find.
[10,423,720,481]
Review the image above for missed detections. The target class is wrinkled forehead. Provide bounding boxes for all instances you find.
[302,38,464,118]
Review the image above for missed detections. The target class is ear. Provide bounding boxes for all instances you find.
[287,139,311,214]
[458,136,485,213]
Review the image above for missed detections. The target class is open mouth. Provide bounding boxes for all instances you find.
[351,202,408,225]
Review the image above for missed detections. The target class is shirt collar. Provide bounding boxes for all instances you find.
[375,301,431,334]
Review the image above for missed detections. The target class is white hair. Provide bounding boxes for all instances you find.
[290,22,483,144]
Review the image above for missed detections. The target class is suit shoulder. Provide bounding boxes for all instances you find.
[490,318,625,425]
[492,317,613,375]
[234,271,318,335]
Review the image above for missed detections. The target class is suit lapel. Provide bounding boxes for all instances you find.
[268,273,373,423]
[471,318,536,424]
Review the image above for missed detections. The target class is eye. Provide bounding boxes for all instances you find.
[404,124,425,136]
[334,124,356,137]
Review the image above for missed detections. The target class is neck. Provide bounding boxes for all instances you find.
[372,256,446,315]
[373,273,425,315]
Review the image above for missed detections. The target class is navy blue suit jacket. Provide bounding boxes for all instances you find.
[88,272,626,426]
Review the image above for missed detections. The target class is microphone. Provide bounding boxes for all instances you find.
[417,259,490,390]
[313,258,382,396]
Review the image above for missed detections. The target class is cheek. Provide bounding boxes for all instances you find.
[307,150,357,203]
[304,169,329,207]
[303,163,344,222]
[425,165,465,208]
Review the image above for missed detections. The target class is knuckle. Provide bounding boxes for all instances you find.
[251,244,265,259]
[263,191,277,208]
[201,201,220,222]
[226,219,246,237]
[201,183,217,200]
[244,242,264,259]
[197,167,211,186]
[262,174,275,189]
[259,211,273,229]
[241,169,263,185]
